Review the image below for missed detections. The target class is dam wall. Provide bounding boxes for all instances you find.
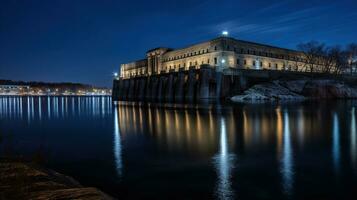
[113,67,351,102]
[112,65,246,102]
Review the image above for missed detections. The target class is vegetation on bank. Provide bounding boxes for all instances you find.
[297,42,357,74]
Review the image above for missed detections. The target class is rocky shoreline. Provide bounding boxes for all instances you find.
[231,79,357,102]
[0,161,114,200]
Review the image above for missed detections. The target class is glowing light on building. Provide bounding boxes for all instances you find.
[222,31,229,36]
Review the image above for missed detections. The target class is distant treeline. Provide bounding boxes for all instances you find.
[0,80,108,92]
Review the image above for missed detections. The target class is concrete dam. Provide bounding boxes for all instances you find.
[113,66,242,102]
[112,66,319,102]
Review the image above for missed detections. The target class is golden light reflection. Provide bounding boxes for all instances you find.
[276,107,283,156]
[243,110,251,147]
[116,104,226,155]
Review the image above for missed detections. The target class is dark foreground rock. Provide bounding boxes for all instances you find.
[231,79,357,102]
[0,161,114,200]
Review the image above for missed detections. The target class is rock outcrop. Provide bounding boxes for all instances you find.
[231,79,357,102]
[0,161,114,200]
[231,82,305,102]
[302,80,357,98]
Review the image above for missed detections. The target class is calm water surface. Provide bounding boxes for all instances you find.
[0,96,357,199]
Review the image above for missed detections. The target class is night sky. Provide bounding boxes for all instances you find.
[1,0,357,87]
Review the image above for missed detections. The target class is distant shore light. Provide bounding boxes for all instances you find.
[222,31,229,36]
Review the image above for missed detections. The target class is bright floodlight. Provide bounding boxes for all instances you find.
[114,72,118,77]
[222,31,229,36]
[221,59,226,64]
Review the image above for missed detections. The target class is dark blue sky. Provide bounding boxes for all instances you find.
[1,0,356,87]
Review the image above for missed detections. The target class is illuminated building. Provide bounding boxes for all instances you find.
[119,36,313,79]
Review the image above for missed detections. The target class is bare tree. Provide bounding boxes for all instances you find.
[346,43,357,75]
[297,41,326,73]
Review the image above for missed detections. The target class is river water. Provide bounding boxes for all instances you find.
[0,96,356,199]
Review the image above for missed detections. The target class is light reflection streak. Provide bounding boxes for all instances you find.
[9,98,12,119]
[114,106,123,177]
[102,97,105,117]
[72,98,75,115]
[0,98,2,117]
[65,97,68,117]
[61,97,64,118]
[297,109,304,147]
[332,113,340,174]
[47,96,51,119]
[280,110,293,196]
[213,117,235,200]
[0,96,112,120]
[31,97,34,119]
[27,97,30,123]
[38,97,42,120]
[351,107,356,172]
[20,98,23,119]
[276,107,283,156]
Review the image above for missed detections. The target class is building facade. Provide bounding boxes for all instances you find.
[120,36,310,79]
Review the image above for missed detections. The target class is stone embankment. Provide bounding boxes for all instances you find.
[0,161,114,200]
[231,79,357,102]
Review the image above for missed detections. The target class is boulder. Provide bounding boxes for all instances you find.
[0,161,114,200]
[231,82,305,102]
[302,80,357,98]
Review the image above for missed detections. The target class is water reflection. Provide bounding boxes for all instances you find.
[3,98,357,199]
[0,96,112,122]
[280,110,294,196]
[332,113,340,174]
[114,106,123,177]
[351,107,356,172]
[116,104,220,154]
[213,117,235,200]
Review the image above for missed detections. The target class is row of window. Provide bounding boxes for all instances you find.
[225,45,305,62]
[162,45,306,63]
[164,57,220,70]
[163,57,301,71]
[124,59,303,77]
[163,49,210,62]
